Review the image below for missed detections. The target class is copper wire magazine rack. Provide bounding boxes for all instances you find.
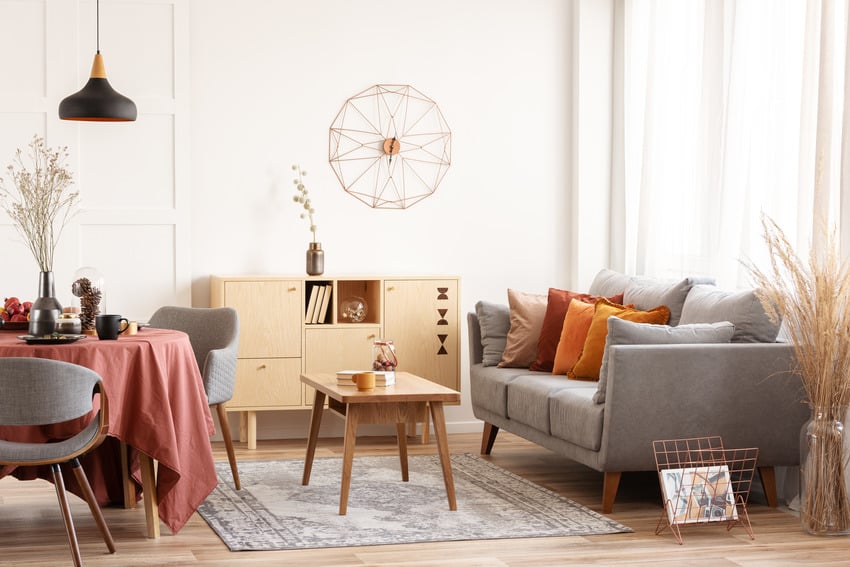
[653,436,758,544]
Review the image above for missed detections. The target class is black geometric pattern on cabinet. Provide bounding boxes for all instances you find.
[437,334,448,355]
[435,287,451,356]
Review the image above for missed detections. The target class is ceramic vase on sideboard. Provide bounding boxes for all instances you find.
[28,271,62,336]
[306,242,324,276]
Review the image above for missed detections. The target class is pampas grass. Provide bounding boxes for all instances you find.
[746,214,850,535]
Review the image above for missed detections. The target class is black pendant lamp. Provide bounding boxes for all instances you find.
[59,0,137,122]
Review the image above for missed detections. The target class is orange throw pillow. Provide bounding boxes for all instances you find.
[569,298,671,381]
[551,299,596,375]
[530,288,625,372]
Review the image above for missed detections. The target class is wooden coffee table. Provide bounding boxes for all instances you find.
[301,371,461,515]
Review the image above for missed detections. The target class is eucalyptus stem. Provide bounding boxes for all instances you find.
[291,164,317,243]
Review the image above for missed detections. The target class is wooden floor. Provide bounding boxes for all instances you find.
[0,431,846,566]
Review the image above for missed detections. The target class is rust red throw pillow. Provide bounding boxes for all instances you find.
[529,288,625,372]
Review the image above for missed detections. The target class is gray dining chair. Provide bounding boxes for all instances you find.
[0,357,115,567]
[149,306,241,489]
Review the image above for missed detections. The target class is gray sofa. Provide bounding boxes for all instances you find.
[469,269,809,513]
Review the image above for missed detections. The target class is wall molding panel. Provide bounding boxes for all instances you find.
[0,0,189,322]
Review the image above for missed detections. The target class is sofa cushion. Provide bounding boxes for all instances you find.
[679,284,781,343]
[592,317,737,404]
[549,388,604,451]
[475,301,511,367]
[530,288,625,372]
[570,298,671,381]
[498,289,547,368]
[506,375,584,434]
[470,364,531,418]
[552,299,596,375]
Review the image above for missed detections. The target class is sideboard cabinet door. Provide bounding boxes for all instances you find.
[383,279,459,391]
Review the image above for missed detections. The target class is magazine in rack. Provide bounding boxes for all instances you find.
[659,465,738,524]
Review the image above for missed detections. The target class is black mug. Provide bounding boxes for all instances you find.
[95,314,130,340]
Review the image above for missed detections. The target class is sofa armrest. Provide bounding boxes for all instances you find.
[468,312,484,365]
[600,342,808,471]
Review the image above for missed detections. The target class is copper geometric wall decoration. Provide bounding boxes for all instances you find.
[329,84,451,209]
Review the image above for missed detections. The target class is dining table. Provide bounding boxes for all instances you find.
[0,326,218,537]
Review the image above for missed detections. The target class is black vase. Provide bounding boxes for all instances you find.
[28,271,63,336]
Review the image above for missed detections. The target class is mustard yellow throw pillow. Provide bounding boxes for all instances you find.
[551,299,596,375]
[569,298,670,381]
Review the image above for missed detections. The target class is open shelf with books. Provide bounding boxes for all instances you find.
[304,280,333,325]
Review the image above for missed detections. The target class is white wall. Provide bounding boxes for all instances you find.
[189,0,580,438]
[1,0,599,438]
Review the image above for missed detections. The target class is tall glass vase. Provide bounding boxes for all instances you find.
[28,271,62,336]
[800,405,850,535]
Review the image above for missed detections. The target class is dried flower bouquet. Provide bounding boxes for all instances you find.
[0,135,78,272]
[747,214,850,535]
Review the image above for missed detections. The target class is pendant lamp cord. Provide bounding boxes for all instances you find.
[96,0,100,53]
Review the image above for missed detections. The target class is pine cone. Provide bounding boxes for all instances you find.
[72,277,102,332]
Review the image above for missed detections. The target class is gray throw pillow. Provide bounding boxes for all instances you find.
[474,301,511,367]
[593,317,735,404]
[588,268,715,326]
[678,284,781,343]
[588,268,634,298]
[624,276,715,326]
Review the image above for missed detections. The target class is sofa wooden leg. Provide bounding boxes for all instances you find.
[481,422,499,455]
[758,466,778,507]
[602,471,622,514]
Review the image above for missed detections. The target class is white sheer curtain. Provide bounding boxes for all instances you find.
[614,0,849,288]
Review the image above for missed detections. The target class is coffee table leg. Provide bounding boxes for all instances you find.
[302,390,326,485]
[429,401,457,511]
[339,404,360,515]
[396,422,409,481]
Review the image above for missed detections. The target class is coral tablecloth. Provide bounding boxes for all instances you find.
[0,328,217,534]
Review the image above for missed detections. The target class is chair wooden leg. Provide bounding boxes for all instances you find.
[481,422,499,455]
[51,464,83,567]
[215,402,241,490]
[71,459,116,553]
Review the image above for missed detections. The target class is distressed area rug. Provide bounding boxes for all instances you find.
[197,453,631,551]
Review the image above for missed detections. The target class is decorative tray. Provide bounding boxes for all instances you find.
[0,321,29,331]
[17,334,87,345]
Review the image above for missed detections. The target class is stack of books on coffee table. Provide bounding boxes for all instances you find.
[336,370,396,386]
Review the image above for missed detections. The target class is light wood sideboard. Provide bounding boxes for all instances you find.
[210,275,460,448]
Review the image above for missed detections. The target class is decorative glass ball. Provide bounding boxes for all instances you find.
[340,296,368,323]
